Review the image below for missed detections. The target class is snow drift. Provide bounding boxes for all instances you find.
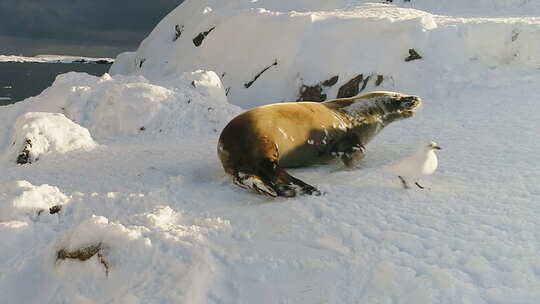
[0,70,240,160]
[5,112,98,164]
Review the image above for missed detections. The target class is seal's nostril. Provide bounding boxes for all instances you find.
[402,96,415,102]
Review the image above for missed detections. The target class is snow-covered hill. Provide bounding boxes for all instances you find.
[1,1,540,303]
[112,0,540,107]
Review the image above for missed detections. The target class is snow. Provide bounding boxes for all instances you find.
[0,181,70,222]
[0,54,114,64]
[112,0,540,107]
[2,0,540,303]
[4,112,98,164]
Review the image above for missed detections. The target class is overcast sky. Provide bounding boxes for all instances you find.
[0,0,184,58]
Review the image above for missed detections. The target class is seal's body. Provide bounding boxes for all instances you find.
[218,91,422,197]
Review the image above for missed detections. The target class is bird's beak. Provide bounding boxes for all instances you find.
[433,145,441,150]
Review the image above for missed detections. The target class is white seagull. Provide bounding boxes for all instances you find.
[388,141,441,189]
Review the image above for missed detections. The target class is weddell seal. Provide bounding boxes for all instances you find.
[217,91,422,197]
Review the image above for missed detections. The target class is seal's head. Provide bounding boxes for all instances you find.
[331,91,422,123]
[363,91,422,118]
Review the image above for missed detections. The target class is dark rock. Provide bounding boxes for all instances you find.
[49,205,62,214]
[337,74,364,98]
[95,60,112,65]
[57,243,109,276]
[16,139,32,165]
[321,75,339,87]
[173,24,184,41]
[511,30,519,42]
[139,58,146,68]
[405,49,422,62]
[375,75,384,86]
[244,59,278,89]
[360,75,370,92]
[193,27,216,47]
[57,243,101,261]
[297,85,326,102]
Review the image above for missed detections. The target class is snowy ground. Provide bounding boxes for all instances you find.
[1,1,540,303]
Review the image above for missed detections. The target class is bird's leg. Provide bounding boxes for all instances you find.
[415,182,425,189]
[398,176,410,189]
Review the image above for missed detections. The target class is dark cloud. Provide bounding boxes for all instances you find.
[0,0,184,57]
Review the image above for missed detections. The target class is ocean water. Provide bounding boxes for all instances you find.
[0,62,111,105]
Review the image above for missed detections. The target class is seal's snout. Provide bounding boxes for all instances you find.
[401,95,420,104]
[400,95,422,112]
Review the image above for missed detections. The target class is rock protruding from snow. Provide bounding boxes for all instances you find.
[0,180,70,222]
[7,112,97,164]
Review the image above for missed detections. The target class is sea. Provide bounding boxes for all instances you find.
[0,62,111,106]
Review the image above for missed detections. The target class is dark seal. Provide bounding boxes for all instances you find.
[218,91,422,197]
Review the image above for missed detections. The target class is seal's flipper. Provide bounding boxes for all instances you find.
[330,132,365,168]
[276,169,321,196]
[253,159,321,197]
[341,150,365,168]
[234,173,278,197]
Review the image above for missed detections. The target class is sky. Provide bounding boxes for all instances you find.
[0,0,184,58]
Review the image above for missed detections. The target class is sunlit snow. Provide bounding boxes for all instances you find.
[1,0,540,303]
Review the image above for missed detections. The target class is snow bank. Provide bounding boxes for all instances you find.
[0,70,240,153]
[108,52,136,75]
[0,180,70,222]
[4,112,97,164]
[111,0,540,107]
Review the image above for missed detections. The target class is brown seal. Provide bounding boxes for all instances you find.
[217,91,422,197]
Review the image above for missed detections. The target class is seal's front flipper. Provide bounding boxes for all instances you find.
[277,169,321,197]
[341,150,365,168]
[331,132,365,168]
[234,173,278,197]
